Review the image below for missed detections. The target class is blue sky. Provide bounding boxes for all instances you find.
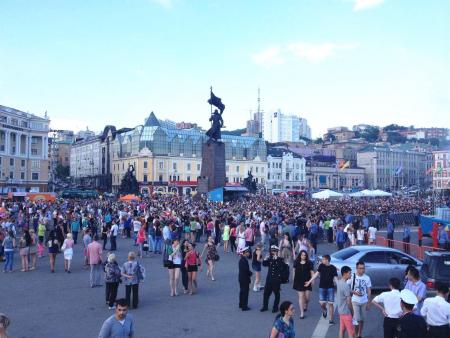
[0,0,449,137]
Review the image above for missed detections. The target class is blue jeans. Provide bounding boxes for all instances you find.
[148,235,155,252]
[154,236,162,253]
[4,251,13,271]
[319,288,335,303]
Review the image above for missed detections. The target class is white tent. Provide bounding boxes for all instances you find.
[349,189,392,197]
[372,189,392,197]
[312,189,343,199]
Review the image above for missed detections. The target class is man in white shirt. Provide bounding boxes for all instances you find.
[110,222,119,251]
[368,226,377,245]
[259,220,266,245]
[371,277,403,338]
[420,283,450,338]
[348,261,372,338]
[132,218,141,245]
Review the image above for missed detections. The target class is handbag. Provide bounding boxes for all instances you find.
[143,241,149,252]
[214,254,220,261]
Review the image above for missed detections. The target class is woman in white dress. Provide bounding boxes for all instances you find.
[62,233,74,273]
[236,223,246,253]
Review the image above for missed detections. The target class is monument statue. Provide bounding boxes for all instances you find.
[243,170,257,194]
[198,88,227,195]
[206,89,225,142]
[119,164,140,195]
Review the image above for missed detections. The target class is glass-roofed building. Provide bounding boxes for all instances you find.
[111,112,267,195]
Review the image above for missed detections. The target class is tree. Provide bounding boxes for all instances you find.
[55,164,70,179]
[314,137,323,144]
[387,131,407,144]
[364,126,379,142]
[383,124,408,131]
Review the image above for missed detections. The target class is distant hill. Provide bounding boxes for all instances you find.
[222,128,246,136]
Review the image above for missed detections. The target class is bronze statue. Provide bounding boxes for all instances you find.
[206,89,225,142]
[119,164,140,195]
[206,109,224,141]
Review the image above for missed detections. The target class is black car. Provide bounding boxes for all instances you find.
[420,251,450,293]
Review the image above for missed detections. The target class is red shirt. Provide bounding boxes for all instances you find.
[185,250,199,266]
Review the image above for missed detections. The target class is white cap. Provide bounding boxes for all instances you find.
[400,289,418,305]
[241,246,250,253]
[270,245,279,251]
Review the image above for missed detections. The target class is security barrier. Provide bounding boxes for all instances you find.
[375,235,442,261]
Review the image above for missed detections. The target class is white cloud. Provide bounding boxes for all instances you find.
[288,42,356,63]
[252,47,285,68]
[151,0,173,9]
[353,0,385,11]
[252,42,357,67]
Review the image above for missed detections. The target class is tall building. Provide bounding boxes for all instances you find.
[263,110,311,142]
[110,112,267,195]
[432,149,450,190]
[0,105,50,192]
[357,145,432,190]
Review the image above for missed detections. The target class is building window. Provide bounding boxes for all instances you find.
[158,162,163,169]
[32,160,40,168]
[20,172,25,180]
[187,163,191,171]
[236,165,240,173]
[159,174,163,182]
[261,167,264,173]
[0,157,2,165]
[197,163,201,171]
[143,174,148,182]
[255,167,258,173]
[187,176,191,181]
[9,158,14,166]
[21,160,25,167]
[173,162,177,170]
[226,165,229,172]
[9,171,13,179]
[286,173,290,180]
[143,161,148,169]
[32,173,39,180]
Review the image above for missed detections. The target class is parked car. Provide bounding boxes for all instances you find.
[420,251,450,292]
[318,246,422,290]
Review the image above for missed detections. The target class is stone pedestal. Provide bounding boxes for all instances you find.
[197,141,226,194]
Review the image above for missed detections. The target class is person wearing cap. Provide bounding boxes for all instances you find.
[398,289,427,338]
[371,277,403,338]
[238,246,252,311]
[420,282,450,338]
[260,245,284,313]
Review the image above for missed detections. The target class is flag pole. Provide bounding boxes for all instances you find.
[210,86,213,115]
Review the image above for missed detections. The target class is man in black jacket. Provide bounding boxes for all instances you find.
[260,245,284,313]
[238,247,252,311]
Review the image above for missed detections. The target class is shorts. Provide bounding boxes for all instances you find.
[319,288,335,303]
[339,314,355,335]
[252,263,261,272]
[187,265,198,272]
[168,264,181,269]
[352,302,367,322]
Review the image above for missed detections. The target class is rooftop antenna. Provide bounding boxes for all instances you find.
[257,86,261,116]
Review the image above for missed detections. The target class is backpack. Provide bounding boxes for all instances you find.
[280,262,290,284]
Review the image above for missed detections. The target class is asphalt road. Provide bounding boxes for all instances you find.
[1,228,426,338]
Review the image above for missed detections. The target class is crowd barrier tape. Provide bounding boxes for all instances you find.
[375,235,443,261]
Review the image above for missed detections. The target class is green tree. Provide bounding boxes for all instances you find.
[55,164,70,179]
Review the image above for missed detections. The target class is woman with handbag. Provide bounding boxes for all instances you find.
[184,243,202,295]
[168,238,182,296]
[201,235,218,281]
[104,253,122,309]
[121,251,140,309]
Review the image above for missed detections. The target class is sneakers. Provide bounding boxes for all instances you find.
[322,308,327,318]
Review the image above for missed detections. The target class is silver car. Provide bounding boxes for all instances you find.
[318,246,423,289]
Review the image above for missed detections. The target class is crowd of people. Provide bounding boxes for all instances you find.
[0,193,449,338]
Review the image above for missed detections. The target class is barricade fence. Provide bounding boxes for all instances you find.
[375,235,443,261]
[352,212,418,228]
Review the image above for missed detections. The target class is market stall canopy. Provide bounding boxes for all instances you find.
[312,189,343,199]
[119,194,141,202]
